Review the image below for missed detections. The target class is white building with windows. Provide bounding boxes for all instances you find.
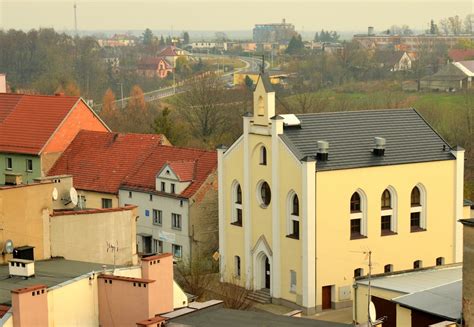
[119,146,217,261]
[218,74,465,314]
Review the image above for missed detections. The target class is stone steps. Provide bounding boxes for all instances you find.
[246,289,271,304]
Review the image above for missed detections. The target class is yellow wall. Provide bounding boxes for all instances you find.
[233,73,281,86]
[0,182,53,263]
[396,304,412,327]
[173,281,189,308]
[79,190,119,209]
[50,208,138,265]
[315,160,456,306]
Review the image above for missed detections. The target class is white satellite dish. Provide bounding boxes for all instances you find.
[369,301,377,322]
[70,187,78,206]
[52,187,58,201]
[4,240,14,254]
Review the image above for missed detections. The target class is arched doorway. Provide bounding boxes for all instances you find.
[264,256,271,289]
[255,252,271,290]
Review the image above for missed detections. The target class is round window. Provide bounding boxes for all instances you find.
[258,181,271,207]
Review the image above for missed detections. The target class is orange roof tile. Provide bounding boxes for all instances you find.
[449,49,474,62]
[122,145,216,198]
[47,131,167,194]
[0,93,81,154]
[166,160,196,182]
[158,46,182,57]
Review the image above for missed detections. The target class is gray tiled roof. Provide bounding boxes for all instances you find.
[280,108,455,171]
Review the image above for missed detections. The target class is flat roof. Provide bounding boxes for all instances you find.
[356,265,462,294]
[169,307,350,327]
[392,280,461,320]
[0,258,107,305]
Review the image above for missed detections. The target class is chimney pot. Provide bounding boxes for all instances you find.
[55,92,64,96]
[316,140,329,161]
[373,137,386,156]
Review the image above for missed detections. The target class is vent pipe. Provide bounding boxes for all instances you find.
[316,140,329,161]
[373,137,386,156]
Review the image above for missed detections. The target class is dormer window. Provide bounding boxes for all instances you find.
[260,146,267,165]
[171,183,176,194]
[161,182,166,192]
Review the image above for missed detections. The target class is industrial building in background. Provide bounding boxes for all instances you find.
[253,19,297,43]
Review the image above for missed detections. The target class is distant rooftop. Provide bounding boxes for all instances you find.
[0,258,107,305]
[356,264,461,294]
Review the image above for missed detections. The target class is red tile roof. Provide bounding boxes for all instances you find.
[448,49,474,62]
[47,131,168,194]
[122,145,216,198]
[138,57,173,70]
[0,305,10,318]
[166,160,196,182]
[0,93,81,154]
[158,46,182,57]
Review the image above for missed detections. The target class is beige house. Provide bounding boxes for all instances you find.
[219,74,465,314]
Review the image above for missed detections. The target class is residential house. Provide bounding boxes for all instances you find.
[47,131,170,209]
[354,265,462,326]
[0,93,109,185]
[118,146,217,260]
[218,74,464,314]
[448,49,474,62]
[374,51,413,71]
[420,62,472,91]
[157,46,188,68]
[234,70,289,87]
[137,57,173,79]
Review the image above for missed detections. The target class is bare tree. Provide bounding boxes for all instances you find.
[175,254,216,300]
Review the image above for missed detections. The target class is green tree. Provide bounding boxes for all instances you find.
[183,31,190,45]
[143,28,154,45]
[154,107,180,144]
[286,34,305,54]
[244,75,254,90]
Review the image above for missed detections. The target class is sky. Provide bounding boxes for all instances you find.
[0,0,473,34]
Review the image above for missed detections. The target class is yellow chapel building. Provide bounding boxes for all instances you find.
[217,74,465,314]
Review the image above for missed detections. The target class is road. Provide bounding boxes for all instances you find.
[93,54,267,111]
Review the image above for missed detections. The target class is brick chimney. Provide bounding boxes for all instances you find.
[141,253,174,314]
[11,285,48,327]
[0,74,6,93]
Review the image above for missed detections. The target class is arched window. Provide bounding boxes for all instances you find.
[350,192,361,212]
[380,187,397,235]
[384,264,393,273]
[381,189,391,209]
[436,257,445,266]
[292,195,299,216]
[410,184,426,232]
[350,190,367,239]
[287,192,300,239]
[414,260,423,269]
[257,96,264,116]
[260,146,267,165]
[231,182,243,226]
[354,268,364,278]
[258,181,271,207]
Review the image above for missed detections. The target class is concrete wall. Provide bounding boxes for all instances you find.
[78,190,119,209]
[0,154,41,185]
[50,206,138,265]
[0,182,52,263]
[119,190,190,258]
[12,286,48,327]
[464,225,474,326]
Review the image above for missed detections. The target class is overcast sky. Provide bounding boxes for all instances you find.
[0,0,472,33]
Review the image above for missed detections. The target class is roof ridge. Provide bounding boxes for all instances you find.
[295,107,415,117]
[0,93,80,99]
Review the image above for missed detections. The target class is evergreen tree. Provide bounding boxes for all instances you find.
[244,75,254,90]
[143,28,154,45]
[286,34,305,54]
[183,31,190,45]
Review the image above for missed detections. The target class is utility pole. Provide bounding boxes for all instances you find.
[117,83,124,109]
[73,3,78,36]
[367,250,373,326]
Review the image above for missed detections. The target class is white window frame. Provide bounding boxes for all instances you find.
[6,157,12,170]
[256,180,271,208]
[172,244,182,259]
[259,146,267,165]
[153,239,163,253]
[171,183,176,194]
[350,189,368,237]
[153,209,162,226]
[380,186,398,234]
[286,191,300,238]
[26,159,33,172]
[171,213,182,230]
[231,181,243,225]
[410,184,427,230]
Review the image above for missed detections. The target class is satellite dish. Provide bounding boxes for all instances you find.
[369,301,377,322]
[4,240,14,254]
[52,187,58,201]
[69,187,78,206]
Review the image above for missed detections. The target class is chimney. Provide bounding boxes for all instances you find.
[373,137,386,156]
[0,74,6,93]
[316,141,329,161]
[141,253,174,314]
[11,285,48,327]
[54,92,64,96]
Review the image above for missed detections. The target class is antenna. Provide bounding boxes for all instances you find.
[63,187,78,206]
[106,241,119,269]
[73,3,78,36]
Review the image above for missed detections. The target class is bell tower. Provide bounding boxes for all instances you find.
[253,74,275,126]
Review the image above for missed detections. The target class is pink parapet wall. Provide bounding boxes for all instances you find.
[98,253,174,327]
[11,285,48,327]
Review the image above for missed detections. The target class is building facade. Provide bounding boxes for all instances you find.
[218,74,465,314]
[253,19,297,43]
